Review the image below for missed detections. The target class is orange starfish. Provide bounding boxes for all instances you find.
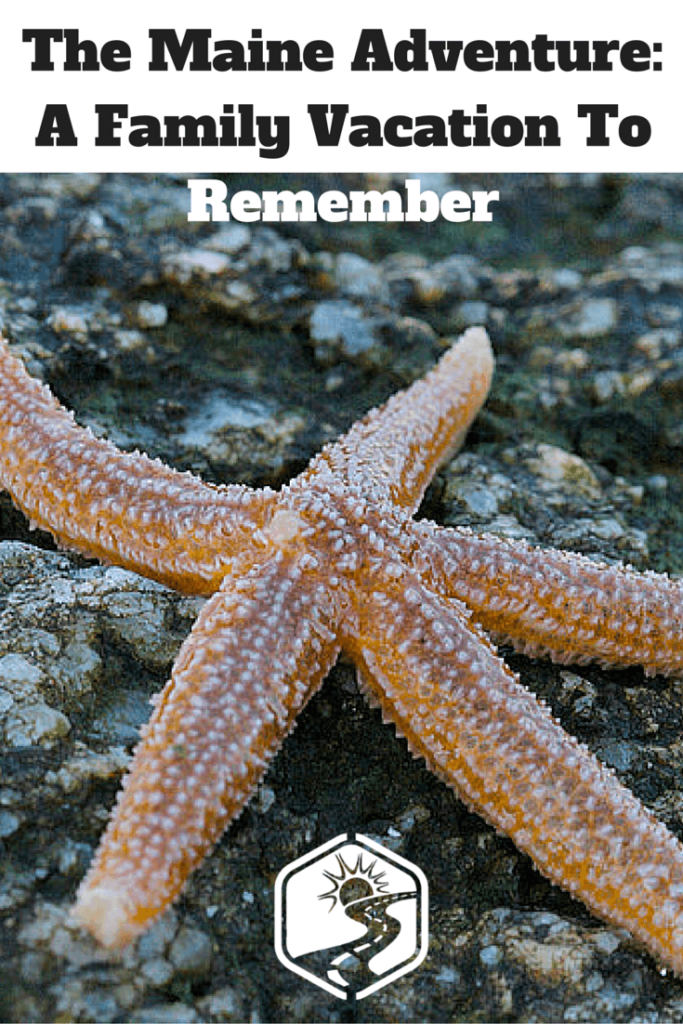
[2,328,683,969]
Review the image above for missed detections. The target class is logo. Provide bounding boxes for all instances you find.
[274,832,428,1000]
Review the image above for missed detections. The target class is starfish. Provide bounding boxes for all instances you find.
[2,328,683,972]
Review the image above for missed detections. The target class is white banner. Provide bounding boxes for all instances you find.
[1,0,679,171]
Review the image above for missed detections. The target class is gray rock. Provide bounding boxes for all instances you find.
[557,297,618,338]
[335,251,390,302]
[309,299,380,362]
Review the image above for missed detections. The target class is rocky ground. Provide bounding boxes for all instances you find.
[1,172,683,1021]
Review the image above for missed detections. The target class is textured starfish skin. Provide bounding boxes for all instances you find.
[2,331,683,970]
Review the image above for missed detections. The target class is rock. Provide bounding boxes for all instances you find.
[525,443,602,499]
[0,653,71,747]
[557,297,619,338]
[168,925,213,977]
[309,299,381,363]
[452,299,489,328]
[134,301,168,329]
[334,251,390,302]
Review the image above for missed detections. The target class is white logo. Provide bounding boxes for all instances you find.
[274,832,428,1000]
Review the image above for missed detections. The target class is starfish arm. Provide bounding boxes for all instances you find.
[346,578,683,975]
[311,327,493,513]
[413,523,683,677]
[0,338,275,595]
[72,552,340,948]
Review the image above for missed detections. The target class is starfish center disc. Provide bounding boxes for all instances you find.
[263,508,307,548]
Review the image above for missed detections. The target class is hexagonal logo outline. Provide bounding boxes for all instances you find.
[274,832,428,1000]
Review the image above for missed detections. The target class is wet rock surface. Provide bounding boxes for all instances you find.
[1,172,683,1021]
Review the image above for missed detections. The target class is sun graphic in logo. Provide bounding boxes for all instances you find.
[318,853,390,912]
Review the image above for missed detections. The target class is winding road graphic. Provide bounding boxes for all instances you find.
[296,888,417,995]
